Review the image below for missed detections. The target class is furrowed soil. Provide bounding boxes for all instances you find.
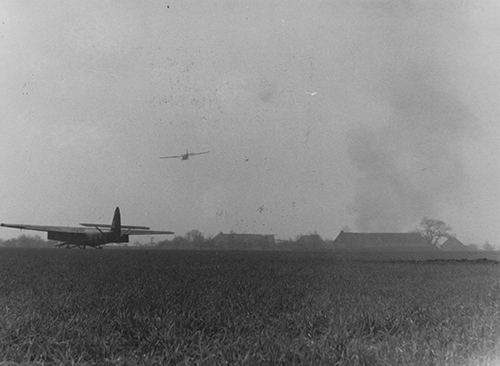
[0,249,498,365]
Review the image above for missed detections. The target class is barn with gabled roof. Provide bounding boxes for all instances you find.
[295,234,327,250]
[211,232,275,250]
[440,236,470,251]
[333,231,435,250]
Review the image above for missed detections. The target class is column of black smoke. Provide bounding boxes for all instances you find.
[348,61,473,232]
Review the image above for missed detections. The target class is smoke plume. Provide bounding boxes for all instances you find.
[348,60,474,232]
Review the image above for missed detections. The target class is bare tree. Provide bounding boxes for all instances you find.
[483,241,495,251]
[185,230,205,245]
[417,217,452,247]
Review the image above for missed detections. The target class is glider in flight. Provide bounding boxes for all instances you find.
[160,149,209,161]
[0,207,174,248]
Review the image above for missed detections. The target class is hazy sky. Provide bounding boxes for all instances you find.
[1,1,499,245]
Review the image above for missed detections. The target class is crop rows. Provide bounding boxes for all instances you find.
[0,249,498,365]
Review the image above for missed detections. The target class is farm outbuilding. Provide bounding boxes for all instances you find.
[211,232,275,250]
[333,231,435,250]
[295,234,327,250]
[440,237,470,251]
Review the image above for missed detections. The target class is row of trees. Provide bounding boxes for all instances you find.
[0,218,497,250]
[0,235,51,248]
[156,230,207,250]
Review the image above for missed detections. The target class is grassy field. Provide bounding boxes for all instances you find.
[0,249,498,365]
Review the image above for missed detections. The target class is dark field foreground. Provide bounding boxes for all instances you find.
[0,249,498,365]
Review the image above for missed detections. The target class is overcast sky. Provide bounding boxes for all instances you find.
[1,1,499,246]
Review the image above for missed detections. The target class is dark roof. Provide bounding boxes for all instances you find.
[296,234,325,243]
[213,233,274,241]
[333,231,433,250]
[295,234,326,249]
[440,237,469,251]
[212,233,275,248]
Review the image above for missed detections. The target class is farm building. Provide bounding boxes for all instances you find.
[440,237,471,251]
[295,234,327,250]
[333,231,435,250]
[211,232,275,250]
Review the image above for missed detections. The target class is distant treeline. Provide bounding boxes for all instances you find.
[0,235,53,248]
[1,232,497,252]
[155,238,321,251]
[0,232,328,251]
[154,230,330,251]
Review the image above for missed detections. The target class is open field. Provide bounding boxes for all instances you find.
[0,249,498,365]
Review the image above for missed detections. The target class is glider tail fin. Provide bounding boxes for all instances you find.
[111,207,121,235]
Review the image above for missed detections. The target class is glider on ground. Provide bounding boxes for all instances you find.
[0,207,173,248]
